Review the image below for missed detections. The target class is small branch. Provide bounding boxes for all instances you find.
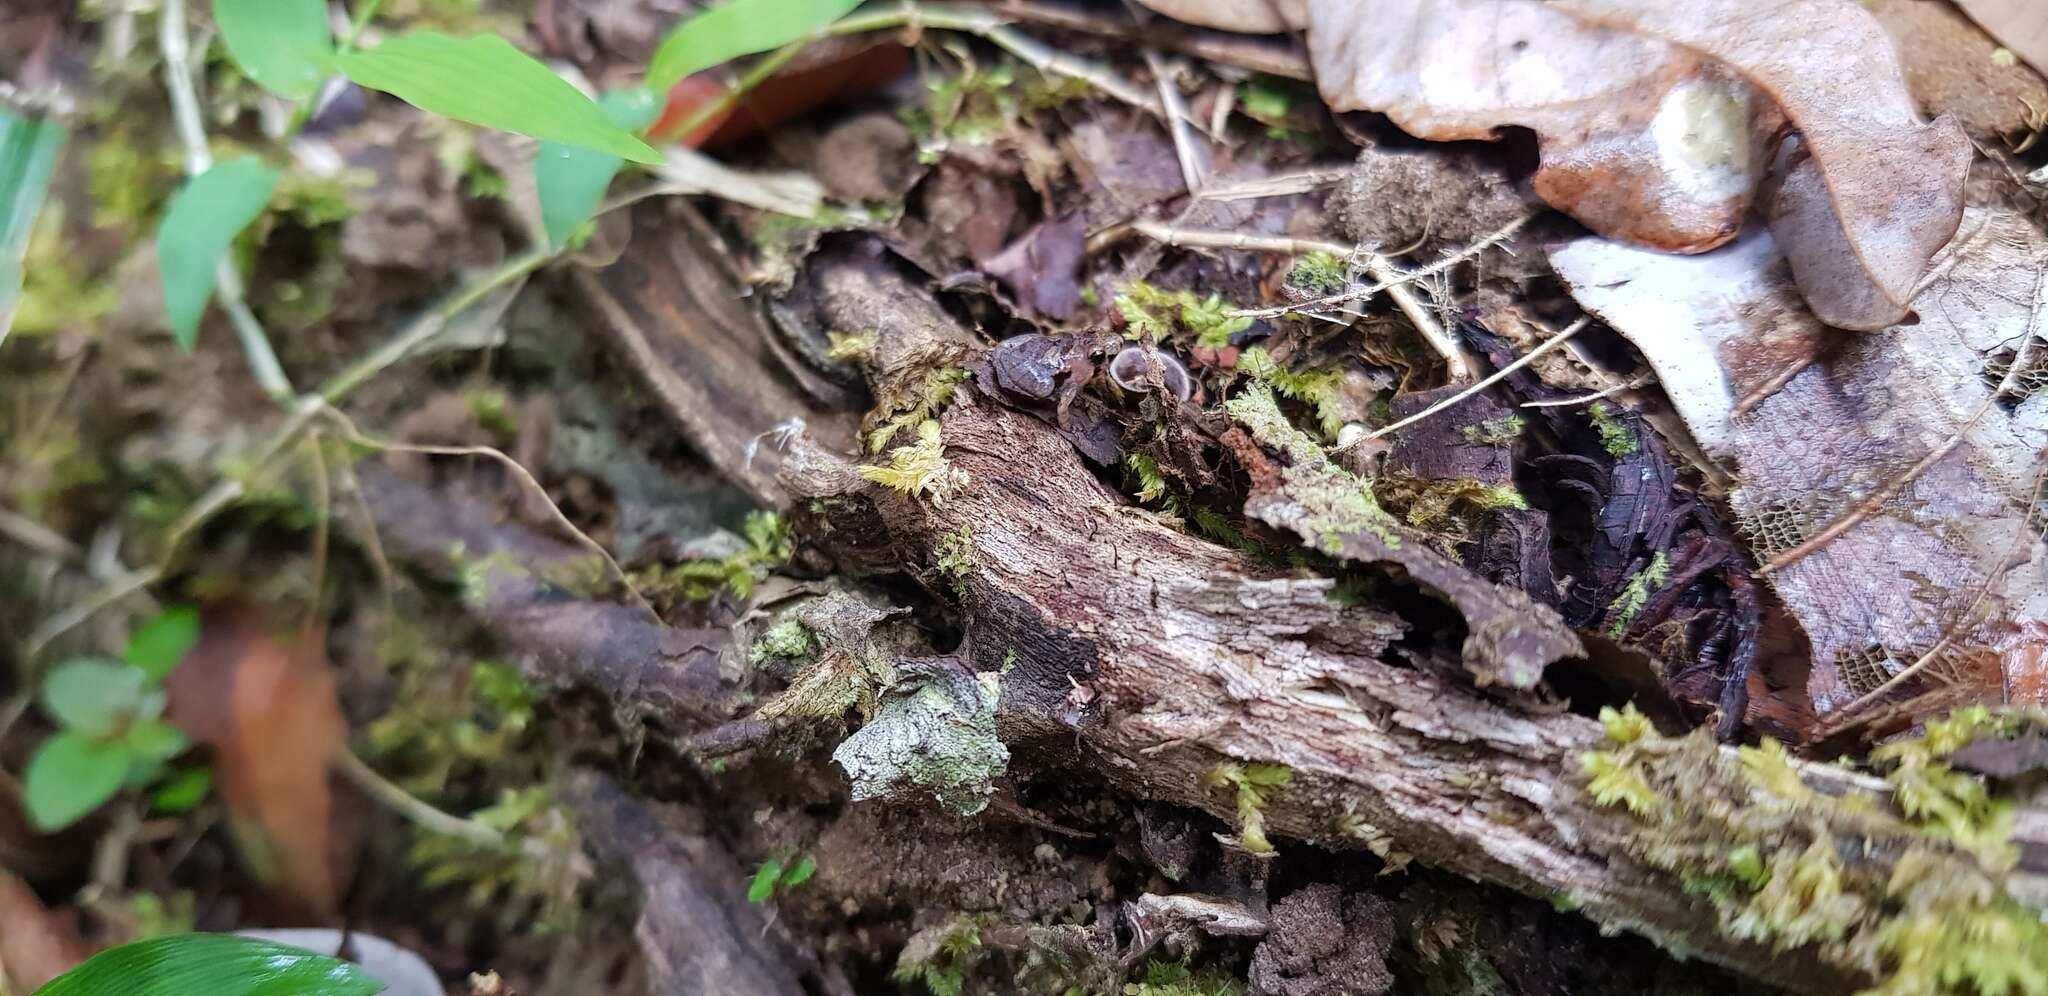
[1130,221,1477,381]
[1351,317,1589,447]
[158,0,296,402]
[1521,372,1655,409]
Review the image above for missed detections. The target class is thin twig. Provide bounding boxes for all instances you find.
[319,410,663,626]
[159,0,295,402]
[1229,214,1531,320]
[320,248,550,403]
[1521,372,1655,409]
[1144,50,1209,195]
[1130,221,1478,381]
[334,750,588,876]
[0,506,81,562]
[1348,318,1590,447]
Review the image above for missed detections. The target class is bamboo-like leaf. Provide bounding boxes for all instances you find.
[0,108,64,345]
[646,0,864,92]
[156,157,279,349]
[335,32,660,163]
[212,0,333,100]
[534,87,660,247]
[35,934,383,996]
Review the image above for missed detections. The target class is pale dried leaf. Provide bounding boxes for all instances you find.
[0,869,91,991]
[165,608,351,916]
[1955,0,2048,74]
[1550,0,1972,330]
[1133,0,1305,33]
[1551,213,2048,718]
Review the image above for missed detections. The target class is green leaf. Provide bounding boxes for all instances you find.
[334,32,660,163]
[212,0,334,100]
[746,859,782,903]
[646,0,863,92]
[780,854,816,889]
[535,87,660,248]
[151,766,214,814]
[23,731,131,831]
[156,157,281,349]
[35,934,384,996]
[125,718,190,763]
[126,604,201,682]
[0,108,65,342]
[40,660,147,737]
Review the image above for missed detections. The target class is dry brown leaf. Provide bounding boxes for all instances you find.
[0,869,91,991]
[1551,211,2048,721]
[1955,0,2048,74]
[1140,0,1971,330]
[1302,0,1766,254]
[165,607,352,918]
[1134,0,1304,33]
[1552,0,1973,330]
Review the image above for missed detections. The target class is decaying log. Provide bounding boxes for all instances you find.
[768,253,2041,993]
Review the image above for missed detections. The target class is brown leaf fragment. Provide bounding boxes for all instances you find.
[1954,0,2048,75]
[0,869,91,992]
[1550,210,2047,721]
[983,214,1087,322]
[1133,0,1306,34]
[1867,0,2048,139]
[165,607,352,918]
[1550,0,1973,330]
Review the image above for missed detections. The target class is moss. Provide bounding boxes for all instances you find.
[1202,761,1291,855]
[749,618,815,666]
[894,914,992,996]
[826,329,878,364]
[1115,281,1252,349]
[1124,960,1244,996]
[636,510,793,602]
[754,594,900,723]
[1286,250,1350,294]
[1337,800,1413,873]
[1236,346,1355,438]
[1579,704,2048,994]
[1374,474,1526,539]
[1587,402,1637,458]
[860,420,970,506]
[932,525,975,597]
[1604,552,1671,639]
[408,785,583,935]
[1225,383,1398,552]
[867,365,967,453]
[1459,415,1525,447]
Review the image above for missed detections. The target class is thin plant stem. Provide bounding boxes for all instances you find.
[1352,318,1590,447]
[335,750,585,874]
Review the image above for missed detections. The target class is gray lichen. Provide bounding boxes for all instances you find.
[833,657,1009,815]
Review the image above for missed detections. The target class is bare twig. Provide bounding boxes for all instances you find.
[1350,317,1590,447]
[1130,221,1478,381]
[1521,372,1655,409]
[1144,50,1210,195]
[159,0,295,403]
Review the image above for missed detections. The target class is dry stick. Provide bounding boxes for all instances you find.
[318,410,662,626]
[1229,213,1531,320]
[334,749,589,876]
[1144,50,1210,196]
[1352,317,1590,447]
[159,0,294,403]
[1131,221,1478,381]
[1520,372,1656,409]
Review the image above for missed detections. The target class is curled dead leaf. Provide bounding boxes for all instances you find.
[0,869,91,991]
[1138,0,1970,329]
[164,607,353,918]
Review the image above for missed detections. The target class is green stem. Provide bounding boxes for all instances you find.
[318,246,551,403]
[342,0,384,52]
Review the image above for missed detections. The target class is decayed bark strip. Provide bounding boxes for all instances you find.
[774,256,1984,993]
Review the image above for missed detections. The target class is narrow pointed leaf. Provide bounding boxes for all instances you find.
[156,157,280,349]
[646,0,865,92]
[212,0,334,100]
[0,108,64,344]
[335,32,660,163]
[535,87,660,247]
[34,934,383,996]
[22,731,130,831]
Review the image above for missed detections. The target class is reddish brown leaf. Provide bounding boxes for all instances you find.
[0,869,92,991]
[164,607,352,918]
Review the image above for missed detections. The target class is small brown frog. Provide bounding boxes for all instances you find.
[988,331,1124,425]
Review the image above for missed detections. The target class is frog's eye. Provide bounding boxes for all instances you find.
[1109,346,1193,402]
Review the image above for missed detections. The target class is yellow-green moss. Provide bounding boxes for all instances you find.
[867,366,967,453]
[1604,552,1671,639]
[1579,704,2048,994]
[1202,761,1291,855]
[1588,402,1637,458]
[1235,346,1356,438]
[860,419,970,506]
[1285,250,1349,294]
[932,525,975,597]
[827,329,878,364]
[1116,281,1252,349]
[1225,383,1398,552]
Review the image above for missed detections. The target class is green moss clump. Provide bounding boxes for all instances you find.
[932,525,975,597]
[860,420,970,506]
[1587,402,1637,458]
[1604,552,1671,639]
[1460,415,1526,447]
[1286,250,1350,294]
[1579,704,2048,995]
[826,329,878,364]
[636,510,793,602]
[867,365,967,453]
[1225,383,1398,552]
[1202,761,1291,855]
[750,618,815,666]
[1236,346,1356,438]
[1123,960,1244,996]
[1374,474,1526,540]
[1116,281,1252,349]
[894,915,991,996]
